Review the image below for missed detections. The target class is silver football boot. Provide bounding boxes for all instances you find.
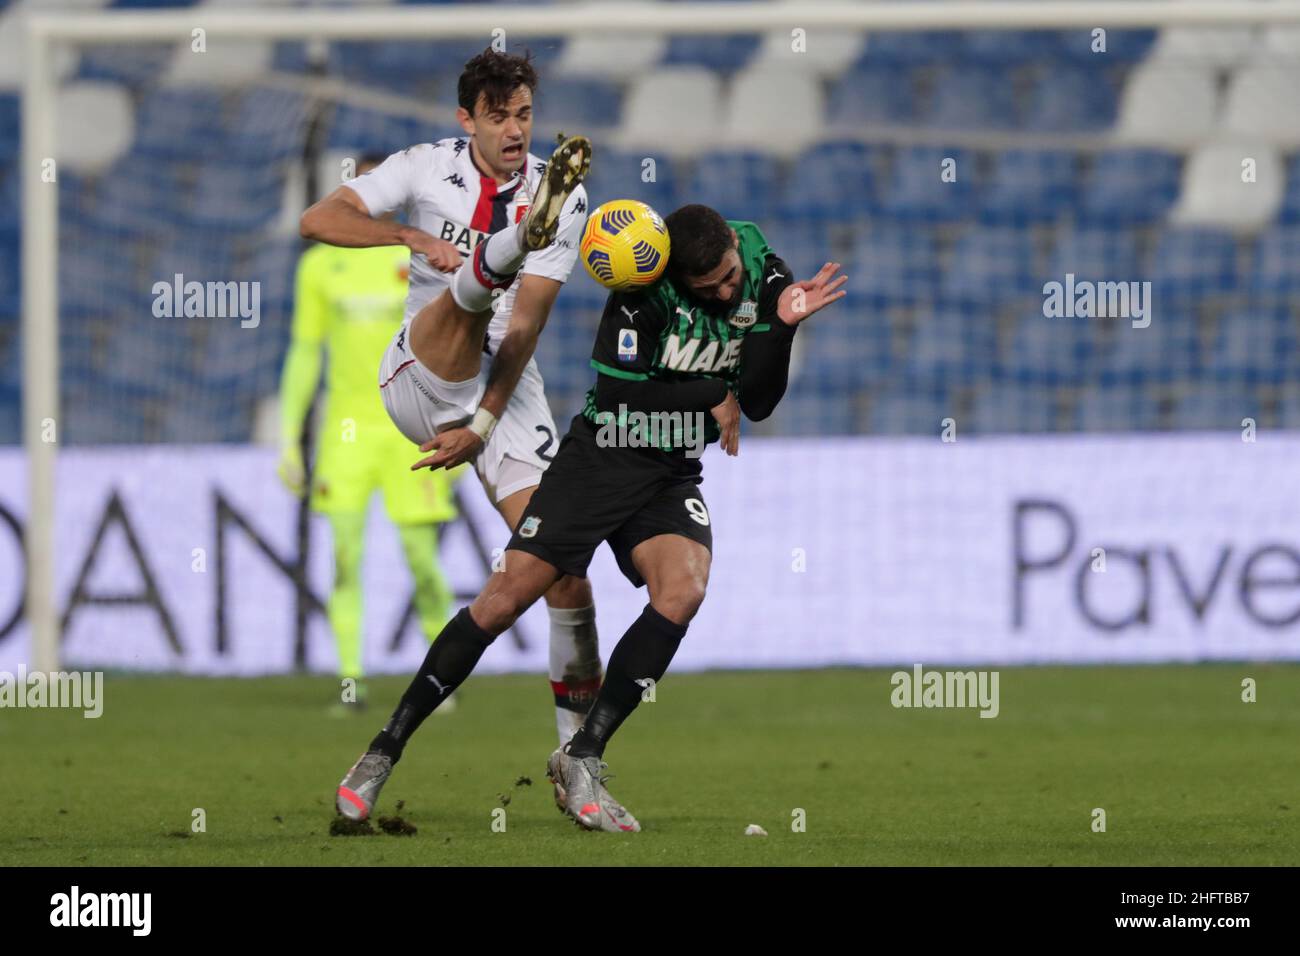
[335,752,393,821]
[546,747,641,833]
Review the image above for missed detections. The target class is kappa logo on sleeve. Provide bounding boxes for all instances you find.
[617,328,637,362]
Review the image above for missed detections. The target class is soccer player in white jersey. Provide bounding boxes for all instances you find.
[299,49,629,819]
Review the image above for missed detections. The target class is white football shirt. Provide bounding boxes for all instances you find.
[347,136,588,353]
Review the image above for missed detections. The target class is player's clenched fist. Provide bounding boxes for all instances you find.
[711,390,740,457]
[402,229,464,273]
[776,261,848,327]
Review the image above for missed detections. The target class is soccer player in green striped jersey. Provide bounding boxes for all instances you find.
[335,204,847,830]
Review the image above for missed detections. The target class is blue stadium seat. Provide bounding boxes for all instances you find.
[241,238,300,313]
[867,389,953,436]
[326,104,435,154]
[185,163,286,233]
[271,42,312,74]
[1280,154,1300,225]
[757,220,832,283]
[1058,28,1157,62]
[534,76,622,131]
[1072,385,1161,432]
[223,89,309,163]
[1149,228,1240,305]
[1249,226,1300,296]
[76,157,194,239]
[962,30,1065,64]
[977,150,1080,224]
[926,66,1018,130]
[770,385,857,436]
[1170,385,1263,432]
[825,65,914,129]
[0,334,18,444]
[132,88,226,160]
[905,301,997,388]
[877,146,978,223]
[856,31,963,66]
[1001,309,1099,387]
[1101,310,1200,386]
[968,382,1059,433]
[1047,226,1141,284]
[682,151,781,222]
[800,313,893,391]
[943,226,1038,304]
[661,34,759,72]
[1024,66,1117,132]
[848,226,940,307]
[334,40,479,93]
[777,141,878,223]
[1205,309,1295,384]
[580,148,679,213]
[0,95,17,156]
[1079,149,1182,225]
[1275,387,1300,429]
[61,393,153,445]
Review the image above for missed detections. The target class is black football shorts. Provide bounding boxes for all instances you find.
[505,416,713,587]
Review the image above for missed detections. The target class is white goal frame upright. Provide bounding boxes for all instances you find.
[21,0,1300,672]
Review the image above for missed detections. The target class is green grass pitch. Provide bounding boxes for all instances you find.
[6,665,1298,866]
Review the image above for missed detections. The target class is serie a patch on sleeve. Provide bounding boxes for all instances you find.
[617,328,637,362]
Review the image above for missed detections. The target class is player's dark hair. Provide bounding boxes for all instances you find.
[664,204,733,279]
[357,152,388,172]
[458,48,539,115]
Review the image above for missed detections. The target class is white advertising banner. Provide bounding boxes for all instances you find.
[0,434,1297,675]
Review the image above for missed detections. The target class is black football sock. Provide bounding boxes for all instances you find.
[369,607,495,762]
[566,604,687,759]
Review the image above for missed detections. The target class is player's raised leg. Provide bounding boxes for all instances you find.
[335,549,562,821]
[409,133,592,384]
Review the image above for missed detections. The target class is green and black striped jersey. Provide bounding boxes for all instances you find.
[581,220,797,450]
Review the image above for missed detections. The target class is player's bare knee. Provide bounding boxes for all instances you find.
[651,574,708,626]
[544,574,592,609]
[470,588,524,636]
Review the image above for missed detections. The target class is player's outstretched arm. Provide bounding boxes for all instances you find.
[300,186,462,272]
[738,259,848,422]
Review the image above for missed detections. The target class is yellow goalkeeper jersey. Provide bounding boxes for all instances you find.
[293,242,412,426]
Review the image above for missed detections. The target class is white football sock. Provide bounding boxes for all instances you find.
[449,227,528,312]
[547,603,602,747]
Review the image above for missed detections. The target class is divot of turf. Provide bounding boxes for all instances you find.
[377,816,417,836]
[329,817,375,837]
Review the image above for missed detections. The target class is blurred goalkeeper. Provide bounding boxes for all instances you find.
[279,154,460,711]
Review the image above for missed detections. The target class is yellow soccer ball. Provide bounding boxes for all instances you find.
[579,199,670,290]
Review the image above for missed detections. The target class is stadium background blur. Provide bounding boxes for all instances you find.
[2,0,1300,680]
[3,0,1299,869]
[2,0,1300,445]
